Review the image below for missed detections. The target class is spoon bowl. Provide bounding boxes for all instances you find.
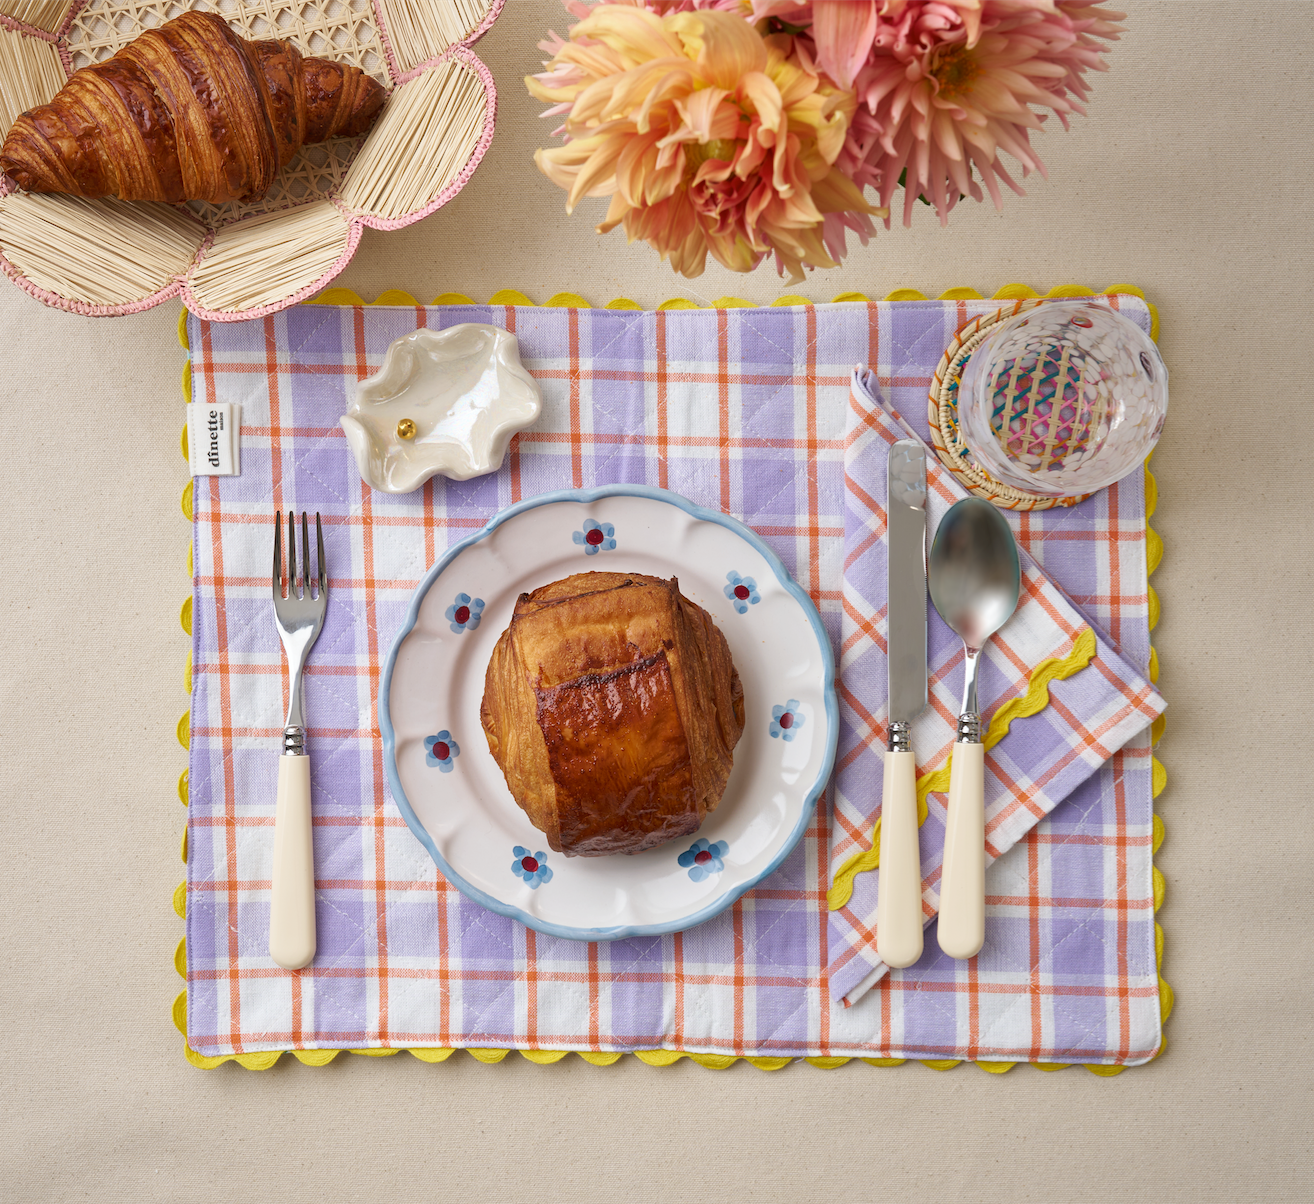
[928,499,1021,654]
[927,497,1021,961]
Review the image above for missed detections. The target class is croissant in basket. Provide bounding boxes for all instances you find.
[0,10,386,204]
[481,572,746,858]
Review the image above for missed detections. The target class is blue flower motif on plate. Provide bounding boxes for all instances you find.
[572,518,616,555]
[511,846,553,889]
[424,730,460,771]
[445,593,484,633]
[769,700,805,742]
[677,838,729,882]
[723,570,760,614]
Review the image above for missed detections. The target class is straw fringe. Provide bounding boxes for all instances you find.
[0,0,69,35]
[339,55,485,220]
[0,191,201,303]
[0,23,64,129]
[377,0,489,73]
[186,201,349,313]
[0,0,499,317]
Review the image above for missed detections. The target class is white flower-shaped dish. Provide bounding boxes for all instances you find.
[342,324,542,492]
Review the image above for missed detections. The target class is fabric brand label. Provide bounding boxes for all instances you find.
[187,402,240,476]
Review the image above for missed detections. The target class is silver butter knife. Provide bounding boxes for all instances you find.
[877,440,928,969]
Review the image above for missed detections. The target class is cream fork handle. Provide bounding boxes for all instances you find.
[938,740,986,960]
[876,749,924,969]
[269,753,316,970]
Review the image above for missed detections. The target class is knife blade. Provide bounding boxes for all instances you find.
[877,439,928,969]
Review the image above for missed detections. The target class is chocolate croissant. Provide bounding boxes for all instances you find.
[481,572,746,858]
[0,10,386,204]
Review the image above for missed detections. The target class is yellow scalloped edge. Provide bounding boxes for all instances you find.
[177,283,1168,1074]
[827,626,1097,911]
[306,283,1157,328]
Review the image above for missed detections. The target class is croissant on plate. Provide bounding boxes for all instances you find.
[481,572,746,858]
[0,10,386,204]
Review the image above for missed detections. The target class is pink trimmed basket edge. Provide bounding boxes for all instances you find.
[0,0,503,321]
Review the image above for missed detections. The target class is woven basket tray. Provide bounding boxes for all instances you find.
[0,0,500,319]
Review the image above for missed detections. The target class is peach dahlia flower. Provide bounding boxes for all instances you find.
[526,5,885,280]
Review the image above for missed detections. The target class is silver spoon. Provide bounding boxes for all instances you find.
[928,498,1020,960]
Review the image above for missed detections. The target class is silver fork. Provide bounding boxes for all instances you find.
[270,511,327,970]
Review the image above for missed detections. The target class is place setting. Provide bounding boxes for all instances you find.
[171,282,1166,1070]
[0,0,1170,1072]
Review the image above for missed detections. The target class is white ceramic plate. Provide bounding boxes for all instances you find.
[380,486,837,941]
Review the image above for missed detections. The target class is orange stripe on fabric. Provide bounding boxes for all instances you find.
[656,309,669,490]
[842,523,883,577]
[437,869,451,1046]
[673,930,685,1048]
[525,927,539,1048]
[805,305,821,604]
[830,802,869,854]
[568,308,583,488]
[733,899,745,1052]
[967,951,980,1062]
[504,308,524,503]
[203,358,891,390]
[194,511,841,542]
[217,315,281,1051]
[841,592,888,654]
[986,892,1154,910]
[1114,748,1131,1063]
[354,308,392,1047]
[816,792,831,1054]
[1108,479,1123,647]
[879,969,892,1053]
[1028,831,1042,1061]
[508,433,523,504]
[588,941,601,1051]
[422,477,436,570]
[417,308,436,568]
[717,308,731,515]
[291,971,303,1049]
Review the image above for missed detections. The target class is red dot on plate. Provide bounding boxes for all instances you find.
[694,850,712,866]
[586,528,604,545]
[734,585,750,600]
[521,856,539,873]
[434,742,450,761]
[454,605,470,624]
[779,712,794,729]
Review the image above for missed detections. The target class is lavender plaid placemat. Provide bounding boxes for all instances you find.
[185,296,1163,1063]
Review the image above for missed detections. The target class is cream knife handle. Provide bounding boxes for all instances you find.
[938,739,985,960]
[269,753,316,970]
[876,749,924,969]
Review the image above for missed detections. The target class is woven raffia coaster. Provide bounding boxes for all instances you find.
[927,298,1091,512]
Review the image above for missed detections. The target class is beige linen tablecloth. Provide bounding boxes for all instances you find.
[0,3,1310,1200]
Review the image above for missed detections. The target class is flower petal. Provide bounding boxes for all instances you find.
[668,11,768,90]
[811,0,878,90]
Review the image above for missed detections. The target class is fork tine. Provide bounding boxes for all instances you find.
[273,512,283,596]
[287,510,297,598]
[301,512,310,600]
[316,513,326,599]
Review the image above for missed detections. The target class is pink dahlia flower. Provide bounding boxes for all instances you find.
[752,0,1125,226]
[526,4,885,280]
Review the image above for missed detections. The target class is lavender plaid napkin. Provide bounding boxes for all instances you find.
[185,295,1166,1063]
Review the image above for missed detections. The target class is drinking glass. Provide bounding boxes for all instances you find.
[957,300,1168,498]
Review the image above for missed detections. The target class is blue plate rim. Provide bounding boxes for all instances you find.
[378,483,839,942]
